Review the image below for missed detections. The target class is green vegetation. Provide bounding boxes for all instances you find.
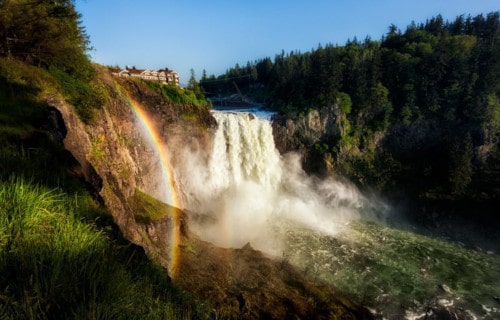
[0,65,211,319]
[202,12,500,214]
[0,2,212,317]
[48,65,108,123]
[0,57,209,319]
[130,189,179,223]
[0,178,206,319]
[142,78,210,109]
[0,0,107,123]
[186,68,207,102]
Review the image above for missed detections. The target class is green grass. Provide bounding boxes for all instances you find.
[0,177,205,319]
[0,56,106,125]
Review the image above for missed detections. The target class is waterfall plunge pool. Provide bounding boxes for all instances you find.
[177,110,500,319]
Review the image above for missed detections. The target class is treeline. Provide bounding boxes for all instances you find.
[203,13,500,209]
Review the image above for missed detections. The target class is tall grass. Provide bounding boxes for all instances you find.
[0,177,202,319]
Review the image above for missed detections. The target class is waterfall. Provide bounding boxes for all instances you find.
[207,112,282,193]
[176,111,366,254]
[171,111,499,320]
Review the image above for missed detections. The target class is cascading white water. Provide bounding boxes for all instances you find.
[173,111,500,320]
[176,111,366,254]
[207,112,282,192]
[115,79,498,320]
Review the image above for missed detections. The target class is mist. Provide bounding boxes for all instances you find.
[173,112,380,256]
[165,111,500,319]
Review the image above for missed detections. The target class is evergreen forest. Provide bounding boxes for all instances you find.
[1,1,499,316]
[201,13,500,219]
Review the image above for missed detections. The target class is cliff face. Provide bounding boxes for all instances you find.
[45,68,372,319]
[272,104,351,174]
[47,69,215,270]
[272,104,341,153]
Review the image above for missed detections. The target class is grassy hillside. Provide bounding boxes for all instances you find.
[0,56,212,319]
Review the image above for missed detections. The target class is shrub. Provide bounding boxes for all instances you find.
[48,66,107,123]
[143,80,210,108]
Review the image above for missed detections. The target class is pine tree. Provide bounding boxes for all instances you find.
[449,134,473,196]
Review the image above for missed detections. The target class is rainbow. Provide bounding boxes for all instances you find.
[119,88,182,278]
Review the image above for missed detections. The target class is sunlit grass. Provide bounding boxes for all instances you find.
[0,177,202,319]
[129,189,180,222]
[0,56,213,319]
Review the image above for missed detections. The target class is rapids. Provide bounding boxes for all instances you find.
[174,111,500,319]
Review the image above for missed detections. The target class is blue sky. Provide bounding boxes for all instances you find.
[75,0,498,84]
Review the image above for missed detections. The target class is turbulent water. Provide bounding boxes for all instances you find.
[175,111,500,319]
[177,111,365,252]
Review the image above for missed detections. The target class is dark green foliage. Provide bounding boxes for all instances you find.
[0,0,90,71]
[0,58,80,189]
[187,68,205,100]
[448,134,474,196]
[0,0,105,123]
[205,12,500,210]
[337,92,352,114]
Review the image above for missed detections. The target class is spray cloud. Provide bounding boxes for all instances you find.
[175,111,371,255]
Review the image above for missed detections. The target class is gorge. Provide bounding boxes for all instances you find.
[53,72,499,319]
[186,108,500,319]
[2,2,499,318]
[1,59,499,318]
[47,73,373,319]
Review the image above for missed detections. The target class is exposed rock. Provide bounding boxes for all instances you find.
[46,73,211,271]
[46,69,373,319]
[271,104,347,175]
[272,104,341,155]
[46,96,103,191]
[176,235,373,319]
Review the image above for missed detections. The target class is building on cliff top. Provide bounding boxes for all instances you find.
[111,66,180,86]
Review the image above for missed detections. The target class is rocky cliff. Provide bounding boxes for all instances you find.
[272,103,351,175]
[47,70,213,270]
[45,67,372,319]
[272,104,340,152]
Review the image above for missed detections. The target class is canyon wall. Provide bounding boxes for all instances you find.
[47,70,215,271]
[45,69,372,319]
